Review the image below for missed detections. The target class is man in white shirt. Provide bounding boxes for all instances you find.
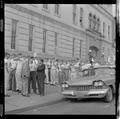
[28,57,37,94]
[15,56,23,93]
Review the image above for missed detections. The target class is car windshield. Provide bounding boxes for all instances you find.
[82,68,95,77]
[72,66,115,80]
[82,70,89,77]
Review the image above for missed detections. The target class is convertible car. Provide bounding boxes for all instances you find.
[61,65,115,102]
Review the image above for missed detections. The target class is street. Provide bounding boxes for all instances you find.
[16,97,115,115]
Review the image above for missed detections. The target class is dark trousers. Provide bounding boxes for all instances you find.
[28,71,36,93]
[48,68,51,83]
[36,74,45,95]
[9,70,16,91]
[36,80,45,95]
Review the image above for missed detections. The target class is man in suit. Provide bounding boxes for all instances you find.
[21,57,30,97]
[36,59,46,96]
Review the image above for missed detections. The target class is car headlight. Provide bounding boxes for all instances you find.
[93,80,104,87]
[62,84,69,88]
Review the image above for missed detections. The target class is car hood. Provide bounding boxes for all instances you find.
[66,75,112,86]
[66,77,95,86]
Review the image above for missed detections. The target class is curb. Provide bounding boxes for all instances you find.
[5,97,64,114]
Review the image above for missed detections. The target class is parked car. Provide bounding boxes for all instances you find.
[61,65,115,102]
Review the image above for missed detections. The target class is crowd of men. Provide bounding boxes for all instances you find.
[4,52,86,97]
[4,51,115,97]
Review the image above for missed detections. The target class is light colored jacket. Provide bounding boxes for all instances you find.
[21,60,30,78]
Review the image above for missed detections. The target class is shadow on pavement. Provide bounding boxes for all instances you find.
[64,97,115,103]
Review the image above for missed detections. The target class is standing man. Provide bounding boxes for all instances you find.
[9,55,17,92]
[4,53,10,96]
[21,56,30,97]
[36,59,46,96]
[28,57,37,94]
[47,59,51,84]
[15,55,23,93]
[44,59,49,84]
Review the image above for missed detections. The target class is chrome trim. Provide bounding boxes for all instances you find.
[64,85,104,91]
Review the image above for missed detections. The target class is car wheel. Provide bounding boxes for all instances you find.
[104,87,113,102]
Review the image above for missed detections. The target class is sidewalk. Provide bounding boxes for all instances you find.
[5,84,63,114]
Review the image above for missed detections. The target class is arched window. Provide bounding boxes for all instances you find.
[91,14,94,29]
[103,22,105,36]
[97,18,100,32]
[93,15,96,30]
[89,13,92,29]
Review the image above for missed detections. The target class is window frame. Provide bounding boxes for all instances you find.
[28,24,34,51]
[42,29,47,53]
[72,38,75,57]
[55,32,58,54]
[79,40,82,58]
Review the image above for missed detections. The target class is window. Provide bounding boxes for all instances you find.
[108,48,110,57]
[55,4,60,15]
[11,19,18,49]
[93,15,96,30]
[89,13,92,29]
[91,14,94,29]
[43,4,48,9]
[108,25,110,39]
[55,32,58,54]
[80,8,83,27]
[79,40,82,58]
[73,4,77,25]
[72,38,75,57]
[103,22,105,36]
[42,29,47,53]
[97,18,100,32]
[28,24,34,51]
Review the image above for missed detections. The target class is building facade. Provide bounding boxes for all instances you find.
[5,4,115,62]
